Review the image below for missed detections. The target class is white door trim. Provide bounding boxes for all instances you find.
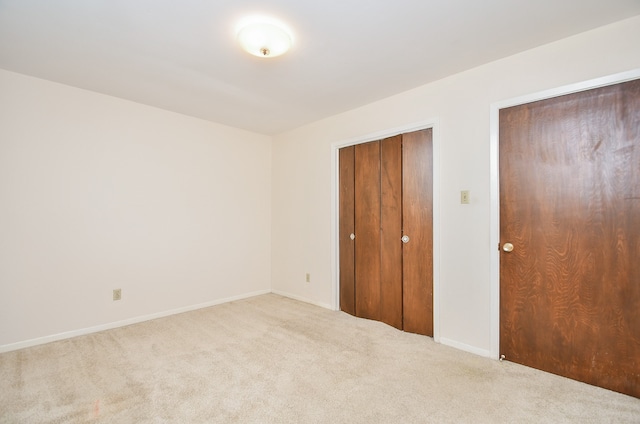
[489,68,640,360]
[330,118,441,343]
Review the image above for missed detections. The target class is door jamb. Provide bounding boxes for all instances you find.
[330,119,441,343]
[489,69,640,360]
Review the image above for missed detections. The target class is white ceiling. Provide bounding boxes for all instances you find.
[1,1,640,135]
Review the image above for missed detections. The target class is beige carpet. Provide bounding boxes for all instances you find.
[1,294,639,423]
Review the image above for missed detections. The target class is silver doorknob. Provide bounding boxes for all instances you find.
[401,235,410,244]
[350,233,355,240]
[502,242,514,252]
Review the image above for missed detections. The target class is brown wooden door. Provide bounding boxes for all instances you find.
[499,79,640,398]
[339,146,355,316]
[339,129,433,335]
[402,129,434,336]
[354,140,382,321]
[351,137,403,328]
[380,135,403,329]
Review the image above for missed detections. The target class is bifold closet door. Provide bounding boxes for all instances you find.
[339,129,432,336]
[352,137,403,328]
[402,129,433,336]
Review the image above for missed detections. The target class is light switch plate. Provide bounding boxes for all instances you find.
[461,190,470,204]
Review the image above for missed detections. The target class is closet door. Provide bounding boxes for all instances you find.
[352,137,403,327]
[354,141,381,321]
[340,129,433,337]
[402,129,434,336]
[339,146,356,316]
[380,135,403,329]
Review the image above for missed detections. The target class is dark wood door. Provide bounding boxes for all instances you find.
[380,135,403,329]
[351,137,403,328]
[339,146,355,316]
[402,129,434,336]
[354,141,382,321]
[339,129,433,335]
[500,79,640,398]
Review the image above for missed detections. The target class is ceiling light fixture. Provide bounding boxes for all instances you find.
[236,17,293,58]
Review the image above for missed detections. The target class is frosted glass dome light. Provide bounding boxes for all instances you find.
[237,19,292,58]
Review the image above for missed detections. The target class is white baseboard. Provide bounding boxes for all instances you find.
[439,337,493,358]
[271,290,334,310]
[2,290,491,360]
[0,289,271,353]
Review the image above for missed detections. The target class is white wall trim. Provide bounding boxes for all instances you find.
[271,290,333,310]
[330,118,442,343]
[0,289,271,353]
[440,337,492,358]
[488,68,640,360]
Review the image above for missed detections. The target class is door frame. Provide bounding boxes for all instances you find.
[489,68,640,360]
[330,118,441,343]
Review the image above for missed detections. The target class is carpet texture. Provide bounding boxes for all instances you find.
[1,294,639,423]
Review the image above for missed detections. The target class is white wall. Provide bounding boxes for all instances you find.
[271,16,640,355]
[0,70,272,350]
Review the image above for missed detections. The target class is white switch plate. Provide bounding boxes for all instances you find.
[461,190,470,204]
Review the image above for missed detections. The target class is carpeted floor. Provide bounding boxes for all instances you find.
[1,294,639,423]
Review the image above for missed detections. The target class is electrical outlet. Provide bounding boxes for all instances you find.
[113,289,122,301]
[306,273,311,283]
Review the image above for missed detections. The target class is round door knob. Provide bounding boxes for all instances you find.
[502,242,514,252]
[350,233,355,240]
[401,235,410,244]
